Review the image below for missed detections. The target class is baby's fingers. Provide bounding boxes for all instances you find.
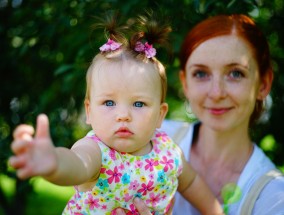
[9,155,35,179]
[11,139,32,155]
[13,124,34,140]
[16,167,34,180]
[9,154,26,169]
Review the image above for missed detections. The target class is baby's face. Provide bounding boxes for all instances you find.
[85,59,168,155]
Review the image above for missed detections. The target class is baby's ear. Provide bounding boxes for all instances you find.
[84,99,91,125]
[257,69,273,100]
[157,103,168,128]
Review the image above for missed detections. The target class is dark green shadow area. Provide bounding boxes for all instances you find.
[0,175,74,215]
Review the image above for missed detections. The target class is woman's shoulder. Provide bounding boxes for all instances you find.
[160,119,192,137]
[253,173,284,214]
[239,145,284,214]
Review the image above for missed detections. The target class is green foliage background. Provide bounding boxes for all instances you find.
[0,0,283,214]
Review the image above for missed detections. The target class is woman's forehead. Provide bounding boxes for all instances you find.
[187,35,255,67]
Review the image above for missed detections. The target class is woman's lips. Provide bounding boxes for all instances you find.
[207,107,232,115]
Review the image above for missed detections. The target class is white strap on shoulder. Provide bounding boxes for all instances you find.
[240,169,283,215]
[172,122,190,145]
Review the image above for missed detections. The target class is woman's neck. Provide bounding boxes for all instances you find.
[194,124,253,167]
[190,123,254,202]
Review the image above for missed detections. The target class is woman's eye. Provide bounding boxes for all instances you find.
[133,101,144,108]
[104,100,115,106]
[193,70,209,79]
[229,69,244,79]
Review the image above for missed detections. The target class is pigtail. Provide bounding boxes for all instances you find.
[91,10,129,48]
[130,10,172,60]
[88,10,171,103]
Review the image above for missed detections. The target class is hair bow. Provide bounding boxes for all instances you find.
[135,42,156,58]
[99,39,122,52]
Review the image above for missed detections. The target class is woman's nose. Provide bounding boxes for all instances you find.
[208,78,226,100]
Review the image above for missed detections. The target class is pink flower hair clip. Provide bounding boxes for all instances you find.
[99,39,122,52]
[134,41,156,58]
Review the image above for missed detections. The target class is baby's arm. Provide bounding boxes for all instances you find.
[9,114,101,186]
[178,154,224,215]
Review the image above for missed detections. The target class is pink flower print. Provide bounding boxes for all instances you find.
[66,200,75,211]
[106,166,122,184]
[109,149,116,160]
[68,199,75,205]
[125,160,131,167]
[124,193,133,202]
[135,160,143,169]
[126,204,139,215]
[75,203,82,210]
[152,142,161,153]
[101,204,107,210]
[167,150,173,157]
[100,167,106,174]
[160,156,174,172]
[118,163,125,171]
[84,194,99,210]
[149,173,154,180]
[146,193,161,207]
[152,139,158,145]
[129,180,139,190]
[165,202,172,214]
[155,132,168,142]
[145,159,159,172]
[137,180,154,195]
[92,135,101,142]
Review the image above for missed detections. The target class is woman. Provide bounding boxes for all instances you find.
[117,14,284,215]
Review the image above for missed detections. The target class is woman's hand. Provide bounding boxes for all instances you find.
[115,198,152,215]
[114,197,174,215]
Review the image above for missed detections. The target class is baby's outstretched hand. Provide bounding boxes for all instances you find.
[9,114,57,180]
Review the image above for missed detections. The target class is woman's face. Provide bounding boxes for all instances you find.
[180,35,269,132]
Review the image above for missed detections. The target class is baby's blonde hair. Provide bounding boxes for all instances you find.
[85,48,167,103]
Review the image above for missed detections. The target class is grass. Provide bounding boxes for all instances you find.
[0,175,74,215]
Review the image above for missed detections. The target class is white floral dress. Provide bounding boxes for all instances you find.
[62,130,183,215]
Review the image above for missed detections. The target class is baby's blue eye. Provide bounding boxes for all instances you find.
[104,100,115,106]
[134,101,144,108]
